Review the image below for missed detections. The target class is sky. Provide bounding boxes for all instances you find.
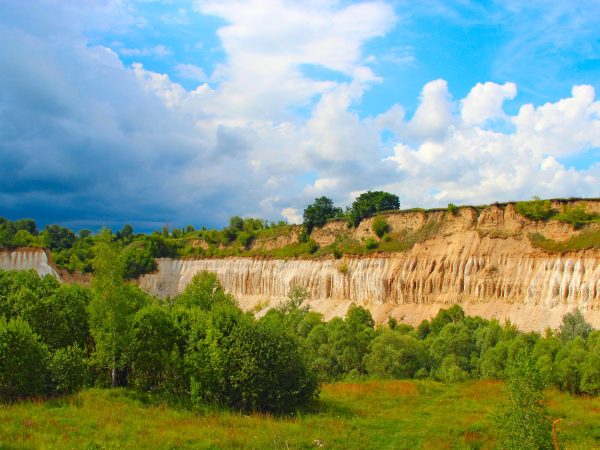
[1,0,599,231]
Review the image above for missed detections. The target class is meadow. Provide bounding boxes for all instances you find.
[1,379,599,449]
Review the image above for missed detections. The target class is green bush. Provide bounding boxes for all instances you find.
[174,271,236,311]
[307,239,319,254]
[188,305,318,412]
[366,331,426,379]
[49,344,88,394]
[515,197,557,221]
[364,238,378,250]
[236,231,254,249]
[0,316,50,400]
[129,304,184,393]
[496,353,553,450]
[447,203,459,216]
[554,204,598,229]
[371,216,389,238]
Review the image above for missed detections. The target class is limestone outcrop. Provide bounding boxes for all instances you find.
[4,202,600,331]
[0,248,59,279]
[139,203,600,331]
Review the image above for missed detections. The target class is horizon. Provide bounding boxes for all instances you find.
[1,1,599,230]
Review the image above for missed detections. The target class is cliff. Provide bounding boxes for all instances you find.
[140,202,600,331]
[0,247,60,279]
[3,201,600,331]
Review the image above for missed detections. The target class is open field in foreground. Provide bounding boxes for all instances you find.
[0,380,599,449]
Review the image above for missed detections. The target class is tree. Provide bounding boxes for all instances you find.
[187,304,318,412]
[347,191,399,227]
[128,304,183,393]
[43,224,76,250]
[303,197,342,233]
[559,308,592,342]
[496,352,553,450]
[0,316,50,400]
[49,344,88,394]
[175,271,236,311]
[87,231,147,387]
[366,330,426,379]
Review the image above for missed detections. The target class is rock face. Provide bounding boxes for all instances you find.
[0,248,60,279]
[139,204,600,331]
[4,202,600,331]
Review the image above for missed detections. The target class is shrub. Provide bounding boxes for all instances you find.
[121,245,156,279]
[0,316,50,400]
[447,203,459,216]
[49,344,88,394]
[366,331,427,379]
[559,308,592,342]
[496,353,553,450]
[337,261,349,274]
[515,197,557,221]
[332,246,342,259]
[236,231,254,249]
[554,204,597,229]
[174,271,236,311]
[371,216,389,238]
[364,238,378,250]
[188,306,318,412]
[307,239,319,254]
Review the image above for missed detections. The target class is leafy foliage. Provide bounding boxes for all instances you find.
[496,353,553,450]
[0,316,50,400]
[303,197,343,233]
[514,197,557,221]
[371,216,389,238]
[347,191,399,227]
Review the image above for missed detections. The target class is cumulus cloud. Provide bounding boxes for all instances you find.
[387,83,600,206]
[404,79,455,141]
[461,81,517,125]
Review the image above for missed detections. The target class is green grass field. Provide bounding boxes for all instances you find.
[1,380,599,449]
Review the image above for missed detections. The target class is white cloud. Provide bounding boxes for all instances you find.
[281,207,302,224]
[175,63,207,81]
[405,79,455,141]
[388,83,600,206]
[461,81,516,125]
[118,44,172,57]
[194,0,396,119]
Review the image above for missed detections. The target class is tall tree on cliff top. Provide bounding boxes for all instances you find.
[88,229,146,387]
[347,191,400,227]
[303,197,342,233]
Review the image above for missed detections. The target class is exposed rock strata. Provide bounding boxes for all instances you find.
[0,248,59,279]
[139,228,600,331]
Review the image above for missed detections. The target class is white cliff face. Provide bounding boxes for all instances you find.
[139,230,600,331]
[0,248,60,279]
[139,254,600,310]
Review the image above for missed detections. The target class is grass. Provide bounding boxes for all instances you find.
[0,380,598,449]
[529,228,600,253]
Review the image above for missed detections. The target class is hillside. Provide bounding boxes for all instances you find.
[2,199,600,331]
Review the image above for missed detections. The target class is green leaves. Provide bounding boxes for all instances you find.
[347,191,399,227]
[303,197,343,233]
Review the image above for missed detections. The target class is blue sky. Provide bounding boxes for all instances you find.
[1,0,599,230]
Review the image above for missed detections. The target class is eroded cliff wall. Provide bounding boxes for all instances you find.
[0,248,60,279]
[139,208,600,331]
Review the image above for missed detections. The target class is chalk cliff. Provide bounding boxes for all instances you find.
[139,203,600,331]
[0,248,59,279]
[3,202,600,331]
